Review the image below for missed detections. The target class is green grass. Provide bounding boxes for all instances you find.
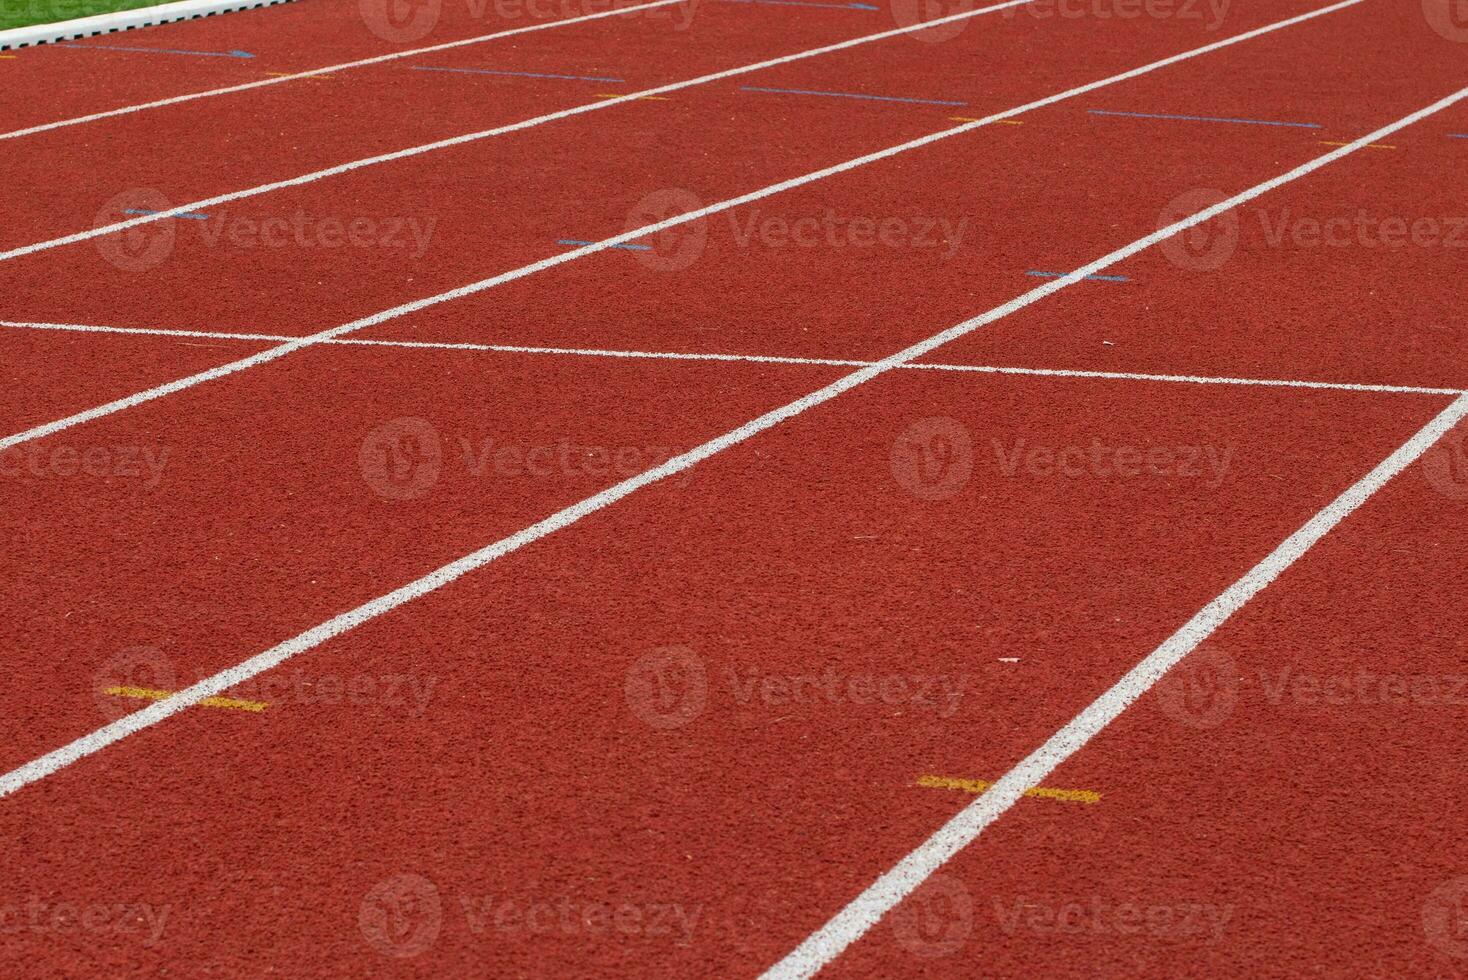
[0,0,176,32]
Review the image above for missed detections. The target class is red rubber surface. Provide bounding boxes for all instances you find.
[3,0,1466,976]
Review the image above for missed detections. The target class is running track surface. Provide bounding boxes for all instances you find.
[3,0,1468,975]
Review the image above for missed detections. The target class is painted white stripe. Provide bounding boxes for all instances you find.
[2,75,1462,802]
[0,0,1375,456]
[764,389,1468,977]
[0,0,293,54]
[1,319,1459,397]
[0,0,684,142]
[0,0,1033,257]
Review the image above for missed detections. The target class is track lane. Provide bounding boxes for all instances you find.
[823,410,1468,977]
[0,0,1370,341]
[0,342,849,774]
[0,369,1442,975]
[0,0,699,132]
[0,0,919,250]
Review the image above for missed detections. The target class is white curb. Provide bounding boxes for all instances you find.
[0,0,298,51]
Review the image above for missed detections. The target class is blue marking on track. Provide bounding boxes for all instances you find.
[1027,270,1130,283]
[1088,109,1321,129]
[60,42,253,59]
[410,66,624,83]
[741,85,965,107]
[558,239,652,251]
[124,208,210,221]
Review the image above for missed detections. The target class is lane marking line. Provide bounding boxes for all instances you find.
[741,84,966,106]
[0,0,295,53]
[0,0,1036,260]
[1319,139,1395,149]
[916,774,1101,804]
[1,319,1460,398]
[103,686,267,712]
[1088,108,1322,129]
[593,92,669,101]
[1027,270,1129,283]
[408,65,624,83]
[0,54,1451,808]
[770,388,1468,976]
[0,0,687,142]
[266,70,335,80]
[59,41,253,58]
[556,238,652,250]
[1448,133,1468,139]
[0,0,1370,444]
[950,116,1022,125]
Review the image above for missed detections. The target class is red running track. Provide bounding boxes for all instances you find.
[2,0,1467,976]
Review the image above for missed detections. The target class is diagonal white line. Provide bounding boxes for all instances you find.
[0,0,1371,455]
[0,319,1460,397]
[0,0,687,142]
[2,72,1462,804]
[763,389,1468,977]
[0,0,1034,262]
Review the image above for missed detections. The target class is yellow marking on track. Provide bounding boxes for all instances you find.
[950,116,1023,125]
[1319,140,1395,150]
[0,55,17,60]
[593,93,669,101]
[917,774,1100,804]
[104,686,267,713]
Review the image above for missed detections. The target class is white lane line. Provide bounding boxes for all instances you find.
[764,388,1468,978]
[0,0,686,142]
[1,319,1460,397]
[0,0,1034,262]
[2,75,1462,803]
[0,0,1372,455]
